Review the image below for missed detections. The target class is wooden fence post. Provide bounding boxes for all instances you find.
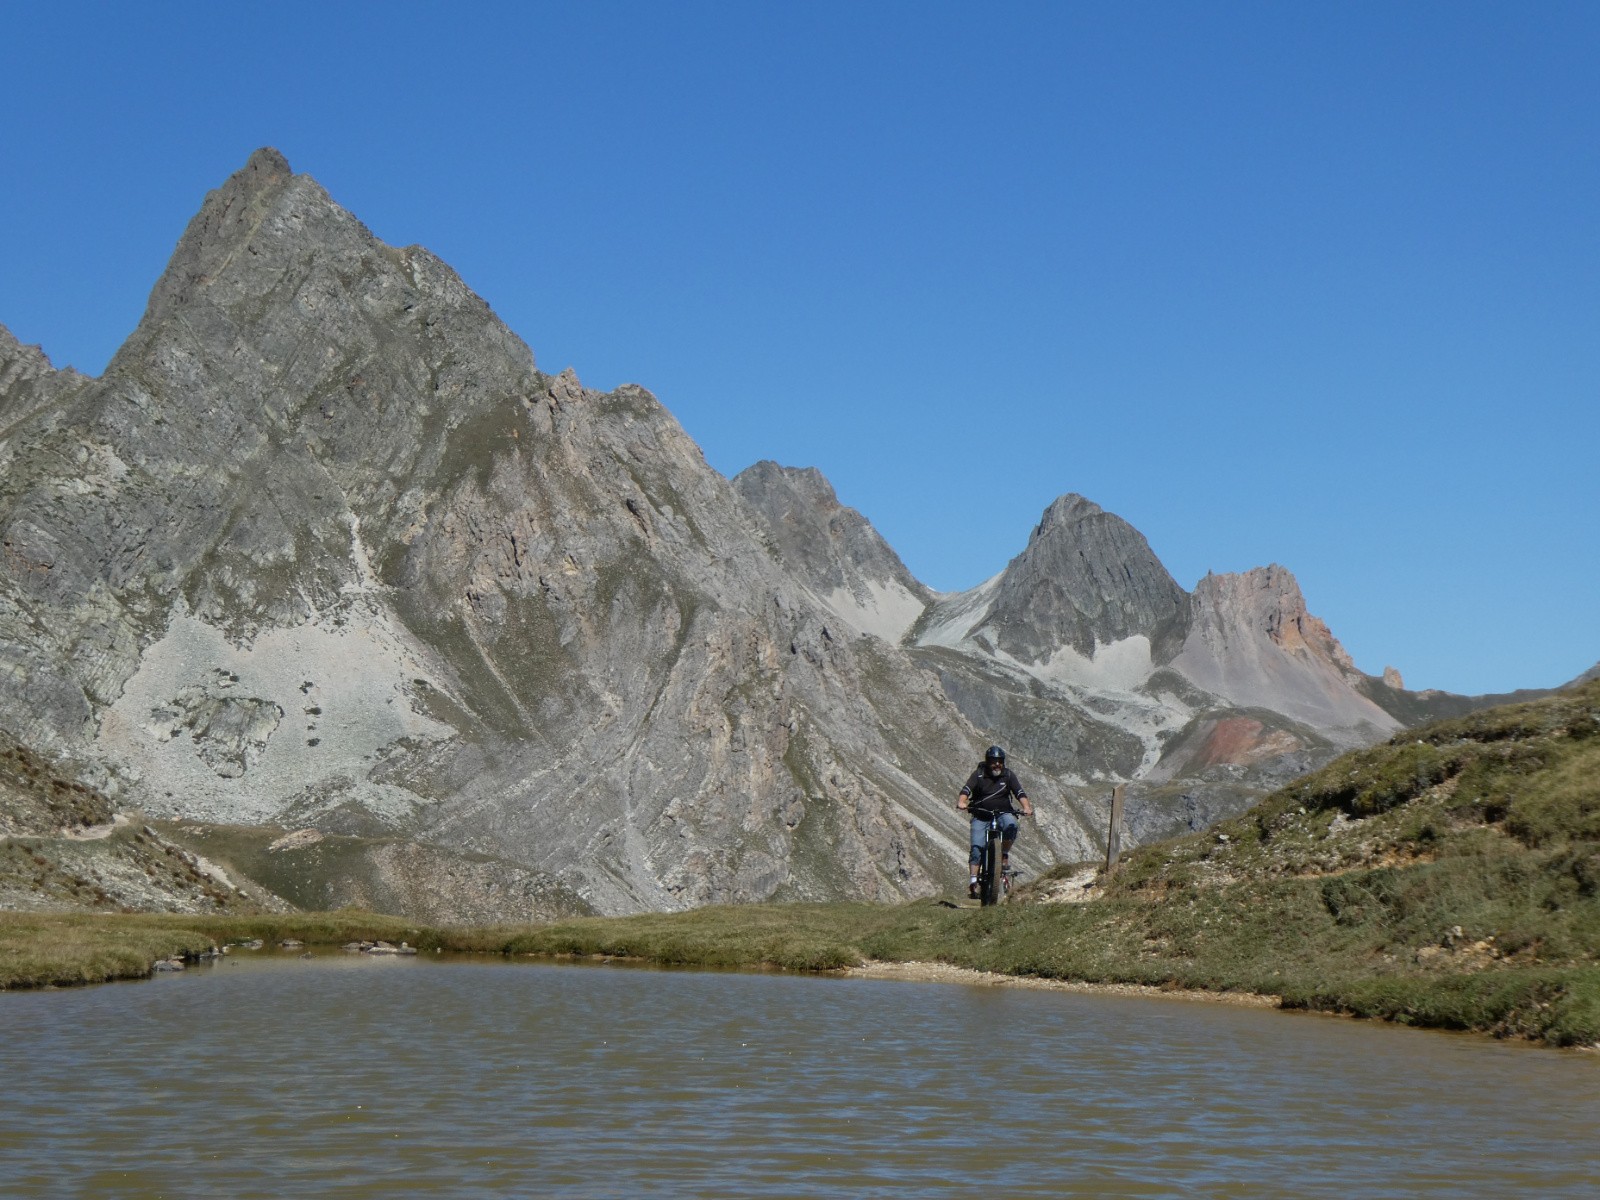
[1104,784,1126,876]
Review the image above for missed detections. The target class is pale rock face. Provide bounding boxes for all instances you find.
[1169,567,1398,744]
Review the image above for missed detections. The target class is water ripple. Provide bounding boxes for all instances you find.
[2,956,1597,1197]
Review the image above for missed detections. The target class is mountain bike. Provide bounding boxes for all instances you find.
[975,811,1010,907]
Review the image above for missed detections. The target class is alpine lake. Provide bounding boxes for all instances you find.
[3,950,1597,1198]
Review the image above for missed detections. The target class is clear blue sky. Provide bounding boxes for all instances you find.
[3,2,1596,695]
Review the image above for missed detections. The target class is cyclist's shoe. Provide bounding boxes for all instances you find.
[968,881,979,900]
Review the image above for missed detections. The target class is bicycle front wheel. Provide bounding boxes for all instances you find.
[980,828,1003,906]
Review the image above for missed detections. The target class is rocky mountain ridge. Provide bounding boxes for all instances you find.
[734,463,1423,841]
[731,461,932,644]
[0,149,1103,915]
[0,149,1570,919]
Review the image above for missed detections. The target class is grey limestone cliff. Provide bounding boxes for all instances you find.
[732,461,932,643]
[0,149,1106,915]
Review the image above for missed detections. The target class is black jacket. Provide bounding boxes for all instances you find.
[960,766,1027,816]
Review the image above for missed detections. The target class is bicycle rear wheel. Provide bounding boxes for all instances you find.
[980,827,1003,906]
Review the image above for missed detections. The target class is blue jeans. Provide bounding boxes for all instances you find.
[969,812,1019,866]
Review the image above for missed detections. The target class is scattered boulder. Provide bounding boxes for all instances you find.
[365,940,418,956]
[341,939,419,955]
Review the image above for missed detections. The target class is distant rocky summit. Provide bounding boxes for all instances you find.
[0,149,1574,918]
[739,470,1413,841]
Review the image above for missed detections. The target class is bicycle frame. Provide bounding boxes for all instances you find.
[977,812,1006,907]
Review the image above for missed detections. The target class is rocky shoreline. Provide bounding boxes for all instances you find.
[149,935,420,973]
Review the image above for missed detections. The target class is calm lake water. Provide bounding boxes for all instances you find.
[2,954,1597,1198]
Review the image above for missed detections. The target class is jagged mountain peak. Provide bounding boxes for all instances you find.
[1171,564,1394,741]
[223,145,296,205]
[243,145,293,176]
[138,148,299,325]
[129,148,523,382]
[0,322,94,433]
[0,325,61,404]
[1189,565,1357,672]
[732,460,932,642]
[740,459,830,494]
[1033,492,1104,531]
[960,491,1192,666]
[0,324,60,377]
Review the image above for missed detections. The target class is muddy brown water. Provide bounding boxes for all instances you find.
[2,953,1597,1198]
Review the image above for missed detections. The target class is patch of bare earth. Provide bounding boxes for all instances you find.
[1026,864,1100,904]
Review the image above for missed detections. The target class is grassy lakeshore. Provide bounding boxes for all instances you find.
[4,682,1596,1048]
[4,896,1597,1048]
[0,910,437,988]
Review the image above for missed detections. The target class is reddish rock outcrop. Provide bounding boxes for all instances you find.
[1169,567,1397,745]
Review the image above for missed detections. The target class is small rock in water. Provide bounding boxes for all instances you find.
[279,939,304,950]
[153,958,185,972]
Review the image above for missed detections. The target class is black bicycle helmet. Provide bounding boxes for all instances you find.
[984,745,1006,766]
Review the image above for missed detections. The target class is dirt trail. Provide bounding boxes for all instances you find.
[62,814,132,840]
[1,813,130,844]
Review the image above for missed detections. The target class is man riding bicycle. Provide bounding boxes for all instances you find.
[956,745,1032,899]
